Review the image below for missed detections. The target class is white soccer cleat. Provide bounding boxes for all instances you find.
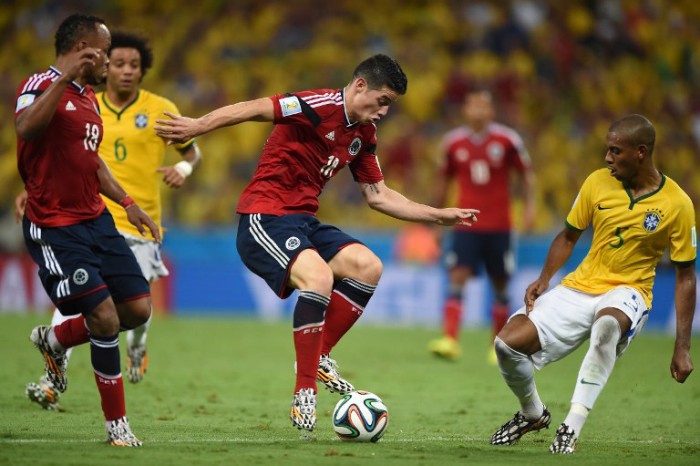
[25,375,62,411]
[317,354,354,395]
[106,416,142,447]
[30,326,68,393]
[290,388,317,433]
[126,345,148,384]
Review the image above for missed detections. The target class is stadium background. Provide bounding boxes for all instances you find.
[0,0,698,332]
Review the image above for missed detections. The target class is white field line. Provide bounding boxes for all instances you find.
[1,436,698,445]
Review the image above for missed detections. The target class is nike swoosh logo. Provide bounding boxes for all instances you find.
[580,379,600,386]
[597,205,611,210]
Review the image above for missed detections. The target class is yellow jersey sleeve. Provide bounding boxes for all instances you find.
[565,170,597,231]
[669,190,697,265]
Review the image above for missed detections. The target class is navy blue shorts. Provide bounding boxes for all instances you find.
[445,230,513,279]
[236,213,362,298]
[23,209,149,315]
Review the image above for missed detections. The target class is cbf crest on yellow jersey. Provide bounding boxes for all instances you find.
[97,90,193,239]
[562,168,696,307]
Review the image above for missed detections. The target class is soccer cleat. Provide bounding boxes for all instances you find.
[317,354,354,395]
[25,375,62,411]
[106,416,142,447]
[428,336,462,360]
[550,423,577,454]
[490,406,552,445]
[30,326,68,393]
[290,388,317,432]
[126,345,148,384]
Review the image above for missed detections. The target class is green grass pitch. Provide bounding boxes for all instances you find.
[0,313,698,465]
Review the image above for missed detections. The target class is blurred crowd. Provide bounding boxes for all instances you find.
[2,0,699,245]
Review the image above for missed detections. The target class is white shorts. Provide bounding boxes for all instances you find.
[512,285,649,369]
[121,232,169,283]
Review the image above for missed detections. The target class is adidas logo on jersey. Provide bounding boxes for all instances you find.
[65,101,77,111]
[325,131,335,141]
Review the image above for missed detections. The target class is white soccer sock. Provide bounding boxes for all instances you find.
[571,314,620,411]
[563,403,589,437]
[126,312,152,348]
[494,336,544,420]
[49,308,76,360]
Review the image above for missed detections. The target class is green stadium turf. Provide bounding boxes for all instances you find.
[1,313,698,465]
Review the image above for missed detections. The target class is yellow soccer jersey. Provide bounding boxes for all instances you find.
[97,90,193,240]
[562,168,696,307]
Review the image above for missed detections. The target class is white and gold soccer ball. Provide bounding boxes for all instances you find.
[332,390,389,442]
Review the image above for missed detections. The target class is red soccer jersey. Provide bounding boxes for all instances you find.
[441,122,530,232]
[236,89,384,216]
[16,67,105,227]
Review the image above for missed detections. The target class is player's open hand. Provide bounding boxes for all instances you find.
[524,278,549,313]
[435,208,479,227]
[125,204,161,243]
[670,348,693,383]
[154,112,199,144]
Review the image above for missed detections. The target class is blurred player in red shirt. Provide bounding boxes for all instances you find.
[429,90,535,362]
[155,54,479,436]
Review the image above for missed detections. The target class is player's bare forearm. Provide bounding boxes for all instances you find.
[15,76,71,139]
[537,227,580,282]
[674,265,696,352]
[96,157,128,204]
[360,181,478,226]
[155,98,273,143]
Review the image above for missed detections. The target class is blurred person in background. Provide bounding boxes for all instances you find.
[490,114,696,454]
[15,13,160,446]
[428,90,535,362]
[20,30,201,411]
[155,54,479,436]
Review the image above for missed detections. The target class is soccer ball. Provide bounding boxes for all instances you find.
[332,390,389,442]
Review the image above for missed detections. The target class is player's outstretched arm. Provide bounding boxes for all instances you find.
[670,263,696,383]
[154,98,274,144]
[524,227,581,312]
[359,180,478,226]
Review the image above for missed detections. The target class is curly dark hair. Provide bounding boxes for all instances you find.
[352,54,407,95]
[109,30,154,77]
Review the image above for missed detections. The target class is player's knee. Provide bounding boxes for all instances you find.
[591,315,621,349]
[353,251,383,283]
[85,298,120,336]
[303,267,335,296]
[494,336,526,364]
[117,297,152,330]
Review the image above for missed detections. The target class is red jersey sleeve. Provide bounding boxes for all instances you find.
[349,127,384,184]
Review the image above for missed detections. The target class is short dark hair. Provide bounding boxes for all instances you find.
[54,13,106,56]
[609,114,656,156]
[109,30,154,77]
[353,54,407,95]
